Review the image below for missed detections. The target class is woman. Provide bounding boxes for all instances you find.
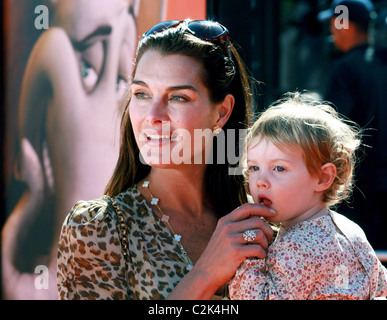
[57,19,275,300]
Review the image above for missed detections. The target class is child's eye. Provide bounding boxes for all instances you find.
[274,166,285,172]
[249,166,260,172]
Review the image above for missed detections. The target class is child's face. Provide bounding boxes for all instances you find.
[247,137,325,228]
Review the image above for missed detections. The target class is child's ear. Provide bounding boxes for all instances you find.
[315,163,337,192]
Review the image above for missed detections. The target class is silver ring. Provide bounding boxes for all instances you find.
[242,229,257,243]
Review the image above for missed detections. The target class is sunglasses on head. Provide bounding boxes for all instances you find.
[142,19,231,58]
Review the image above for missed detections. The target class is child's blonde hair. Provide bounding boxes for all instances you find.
[245,92,362,207]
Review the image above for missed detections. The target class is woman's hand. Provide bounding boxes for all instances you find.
[167,203,275,299]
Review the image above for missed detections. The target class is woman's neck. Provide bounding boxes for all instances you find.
[141,166,210,218]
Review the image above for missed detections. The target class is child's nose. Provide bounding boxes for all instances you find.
[256,176,270,189]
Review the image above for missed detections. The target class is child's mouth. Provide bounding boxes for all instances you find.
[258,196,272,207]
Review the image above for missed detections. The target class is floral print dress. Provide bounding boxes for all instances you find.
[229,210,387,300]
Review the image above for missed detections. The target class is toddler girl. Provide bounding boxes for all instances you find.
[229,92,387,299]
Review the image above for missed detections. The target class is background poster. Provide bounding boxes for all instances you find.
[1,0,205,300]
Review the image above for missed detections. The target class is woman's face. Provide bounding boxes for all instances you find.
[129,50,221,167]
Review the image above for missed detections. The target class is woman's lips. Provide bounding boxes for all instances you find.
[146,134,178,141]
[142,132,180,144]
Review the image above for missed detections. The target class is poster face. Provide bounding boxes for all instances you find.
[2,0,205,300]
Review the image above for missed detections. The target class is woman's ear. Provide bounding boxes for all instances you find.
[315,162,337,192]
[214,94,235,128]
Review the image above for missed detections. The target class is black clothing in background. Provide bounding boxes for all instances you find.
[324,44,387,250]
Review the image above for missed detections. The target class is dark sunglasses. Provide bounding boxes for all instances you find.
[142,19,231,58]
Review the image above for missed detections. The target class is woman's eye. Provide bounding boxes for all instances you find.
[170,95,188,102]
[274,166,285,172]
[133,91,149,99]
[249,166,259,172]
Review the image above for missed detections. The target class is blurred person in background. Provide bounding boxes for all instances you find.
[318,0,387,250]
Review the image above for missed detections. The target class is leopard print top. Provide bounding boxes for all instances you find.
[57,185,191,299]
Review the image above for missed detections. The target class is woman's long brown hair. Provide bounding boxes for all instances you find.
[105,24,253,218]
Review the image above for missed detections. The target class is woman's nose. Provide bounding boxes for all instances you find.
[146,98,170,124]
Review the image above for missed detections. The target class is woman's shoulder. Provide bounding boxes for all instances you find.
[66,197,111,225]
[58,186,145,259]
[60,196,116,247]
[64,185,148,227]
[110,185,154,224]
[58,192,136,300]
[59,184,155,258]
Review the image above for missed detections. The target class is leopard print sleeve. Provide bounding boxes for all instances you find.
[57,198,130,300]
[58,186,191,300]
